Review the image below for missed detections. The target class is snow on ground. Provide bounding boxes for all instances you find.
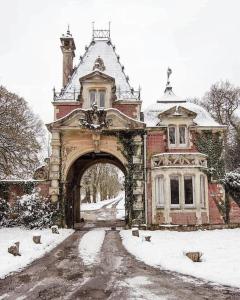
[79,229,105,265]
[120,229,240,288]
[0,227,74,279]
[116,195,125,220]
[81,197,118,211]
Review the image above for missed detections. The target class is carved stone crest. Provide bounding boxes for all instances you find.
[93,56,106,71]
[79,103,111,130]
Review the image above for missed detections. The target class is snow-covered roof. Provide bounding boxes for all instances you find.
[144,87,222,128]
[58,39,137,101]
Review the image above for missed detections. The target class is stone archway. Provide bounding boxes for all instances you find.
[64,151,126,228]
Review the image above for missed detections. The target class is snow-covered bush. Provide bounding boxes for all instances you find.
[0,190,59,229]
[221,171,240,206]
[0,198,10,226]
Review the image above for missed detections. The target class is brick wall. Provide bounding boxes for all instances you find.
[170,212,197,225]
[208,183,225,224]
[112,103,139,119]
[55,103,82,119]
[229,197,240,223]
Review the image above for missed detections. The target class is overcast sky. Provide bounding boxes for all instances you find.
[1,0,240,123]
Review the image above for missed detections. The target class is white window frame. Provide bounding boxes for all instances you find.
[200,174,206,208]
[170,175,180,208]
[155,176,165,208]
[183,175,195,208]
[168,125,188,148]
[168,126,176,146]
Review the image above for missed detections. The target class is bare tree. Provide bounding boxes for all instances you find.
[201,81,240,133]
[201,81,240,171]
[0,86,45,179]
[81,163,123,202]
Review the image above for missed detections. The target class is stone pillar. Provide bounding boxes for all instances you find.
[195,173,202,224]
[132,135,145,222]
[49,130,61,203]
[164,174,171,224]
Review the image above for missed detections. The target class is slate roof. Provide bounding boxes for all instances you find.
[58,38,138,101]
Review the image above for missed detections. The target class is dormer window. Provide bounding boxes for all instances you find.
[89,89,106,108]
[179,126,186,145]
[168,125,188,148]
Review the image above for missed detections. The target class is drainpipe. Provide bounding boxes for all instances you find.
[143,133,148,225]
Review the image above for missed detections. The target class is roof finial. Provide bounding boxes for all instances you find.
[167,67,172,85]
[165,67,173,94]
[67,24,70,35]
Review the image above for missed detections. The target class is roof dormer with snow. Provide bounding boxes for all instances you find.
[144,69,224,129]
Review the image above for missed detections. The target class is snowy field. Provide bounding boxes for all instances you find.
[121,229,240,288]
[0,227,74,279]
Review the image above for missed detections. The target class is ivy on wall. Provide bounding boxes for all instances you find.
[194,131,225,180]
[103,129,145,225]
[194,131,231,223]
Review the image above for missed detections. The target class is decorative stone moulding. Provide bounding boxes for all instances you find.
[50,157,60,164]
[133,187,144,195]
[152,153,207,169]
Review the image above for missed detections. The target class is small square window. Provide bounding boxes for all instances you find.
[99,90,105,108]
[169,127,176,145]
[89,90,96,105]
[179,126,186,145]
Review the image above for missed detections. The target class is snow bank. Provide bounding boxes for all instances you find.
[120,229,240,288]
[79,229,105,265]
[0,227,74,279]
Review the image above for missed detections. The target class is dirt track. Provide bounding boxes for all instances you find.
[0,225,240,300]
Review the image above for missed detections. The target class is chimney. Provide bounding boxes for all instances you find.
[60,26,76,88]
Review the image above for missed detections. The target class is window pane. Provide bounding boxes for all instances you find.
[90,90,96,105]
[169,127,176,144]
[200,175,205,207]
[179,126,186,144]
[155,176,164,207]
[184,176,193,205]
[170,176,179,205]
[99,90,105,108]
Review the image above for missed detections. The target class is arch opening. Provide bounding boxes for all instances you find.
[65,151,126,228]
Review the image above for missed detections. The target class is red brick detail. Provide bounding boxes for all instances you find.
[170,212,197,225]
[229,199,240,223]
[112,103,139,119]
[56,103,82,119]
[208,183,224,224]
[36,182,50,199]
